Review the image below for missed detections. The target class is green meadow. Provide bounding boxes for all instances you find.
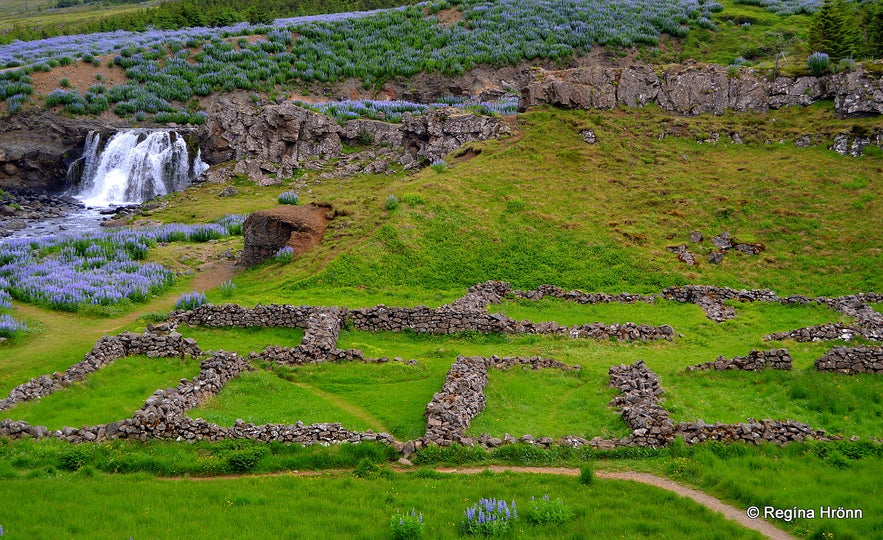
[1,0,882,530]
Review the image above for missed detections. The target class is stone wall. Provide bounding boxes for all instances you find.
[676,419,824,445]
[422,355,578,446]
[608,360,675,448]
[248,308,366,365]
[608,360,826,446]
[686,349,792,372]
[0,328,200,412]
[765,323,859,342]
[169,303,322,328]
[814,347,883,374]
[0,346,393,445]
[664,285,883,342]
[351,304,674,341]
[521,63,883,118]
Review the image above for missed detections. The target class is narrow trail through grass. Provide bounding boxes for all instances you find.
[433,466,794,540]
[155,464,793,539]
[290,380,390,434]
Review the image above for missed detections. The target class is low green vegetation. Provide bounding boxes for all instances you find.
[0,468,764,539]
[0,96,878,539]
[6,355,200,430]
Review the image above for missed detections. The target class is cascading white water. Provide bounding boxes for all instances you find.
[74,129,208,207]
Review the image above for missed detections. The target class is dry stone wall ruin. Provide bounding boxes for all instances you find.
[814,347,883,374]
[686,349,792,372]
[1,281,878,449]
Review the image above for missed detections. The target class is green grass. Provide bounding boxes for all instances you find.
[468,367,630,439]
[5,355,200,430]
[187,369,387,432]
[664,441,883,540]
[175,326,304,357]
[0,104,880,539]
[0,469,764,539]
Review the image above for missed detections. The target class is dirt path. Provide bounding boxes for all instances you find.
[434,466,795,540]
[166,464,793,539]
[191,260,239,292]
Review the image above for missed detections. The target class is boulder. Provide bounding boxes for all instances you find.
[238,204,330,267]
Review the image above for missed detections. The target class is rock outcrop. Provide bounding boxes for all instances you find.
[0,111,111,192]
[522,62,883,118]
[198,97,509,182]
[238,204,330,267]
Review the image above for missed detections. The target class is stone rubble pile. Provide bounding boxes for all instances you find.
[0,328,201,412]
[814,347,883,374]
[686,349,792,372]
[449,280,514,312]
[513,283,656,304]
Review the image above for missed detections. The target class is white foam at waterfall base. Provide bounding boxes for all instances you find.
[75,129,208,207]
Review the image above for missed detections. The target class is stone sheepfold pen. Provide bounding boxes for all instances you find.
[0,281,877,450]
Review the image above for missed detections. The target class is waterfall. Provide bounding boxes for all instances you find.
[73,129,208,207]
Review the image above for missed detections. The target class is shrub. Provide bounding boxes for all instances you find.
[274,246,294,264]
[278,191,299,205]
[389,509,424,540]
[353,457,379,478]
[60,447,91,471]
[175,291,207,311]
[806,52,830,75]
[219,280,237,298]
[524,494,575,525]
[386,194,399,210]
[579,462,594,485]
[59,78,72,88]
[226,447,268,473]
[461,498,516,536]
[0,314,27,338]
[430,159,447,173]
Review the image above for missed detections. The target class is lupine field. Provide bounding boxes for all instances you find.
[0,215,244,313]
[0,0,731,120]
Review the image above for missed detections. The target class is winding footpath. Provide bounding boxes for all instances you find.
[434,466,795,540]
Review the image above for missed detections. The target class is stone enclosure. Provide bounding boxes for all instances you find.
[1,281,880,451]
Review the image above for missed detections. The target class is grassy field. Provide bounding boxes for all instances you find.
[0,468,769,539]
[0,93,880,538]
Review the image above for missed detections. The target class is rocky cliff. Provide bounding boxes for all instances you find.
[197,97,509,184]
[0,112,111,192]
[521,62,883,117]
